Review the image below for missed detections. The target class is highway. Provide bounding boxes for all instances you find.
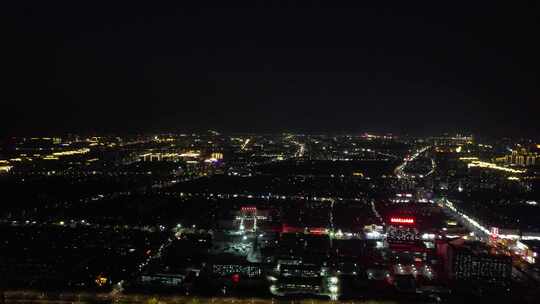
[241,139,251,151]
[393,146,432,179]
[291,140,305,158]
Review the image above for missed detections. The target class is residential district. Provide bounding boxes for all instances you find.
[1,132,539,303]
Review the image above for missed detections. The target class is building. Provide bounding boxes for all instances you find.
[268,258,339,299]
[139,273,185,287]
[439,239,511,286]
[211,262,262,278]
[211,152,224,160]
[235,206,271,232]
[505,147,539,167]
[429,135,474,147]
[139,151,201,162]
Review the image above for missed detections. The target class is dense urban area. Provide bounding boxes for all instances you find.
[1,132,540,303]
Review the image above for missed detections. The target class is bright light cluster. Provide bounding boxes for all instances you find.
[390,217,415,224]
[179,152,200,157]
[52,148,90,156]
[0,165,13,173]
[466,160,525,173]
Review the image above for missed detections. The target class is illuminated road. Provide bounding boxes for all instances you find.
[425,158,436,177]
[291,140,305,158]
[394,146,432,179]
[296,142,305,158]
[2,192,367,231]
[464,160,525,174]
[439,198,490,240]
[440,198,540,285]
[241,138,251,150]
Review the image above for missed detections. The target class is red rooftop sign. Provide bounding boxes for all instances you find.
[390,217,415,224]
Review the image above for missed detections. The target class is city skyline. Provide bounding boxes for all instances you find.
[1,132,540,303]
[2,2,540,303]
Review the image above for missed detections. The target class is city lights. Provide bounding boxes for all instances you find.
[2,131,539,302]
[466,160,525,174]
[0,165,13,173]
[390,217,415,224]
[3,0,540,299]
[52,148,90,156]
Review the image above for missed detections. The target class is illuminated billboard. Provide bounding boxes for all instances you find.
[390,217,415,225]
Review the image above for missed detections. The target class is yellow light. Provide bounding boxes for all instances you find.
[52,148,90,156]
[0,165,13,173]
[211,152,223,160]
[353,172,364,177]
[95,275,108,287]
[467,160,525,173]
[459,157,478,160]
[161,153,180,158]
[179,152,200,157]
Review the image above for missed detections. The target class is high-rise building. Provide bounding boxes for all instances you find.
[505,147,539,167]
[439,240,511,286]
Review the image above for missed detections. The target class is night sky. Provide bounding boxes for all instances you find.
[3,1,539,137]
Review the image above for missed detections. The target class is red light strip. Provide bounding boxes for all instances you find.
[390,217,415,224]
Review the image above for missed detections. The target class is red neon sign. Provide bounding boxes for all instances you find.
[390,217,415,224]
[309,228,327,235]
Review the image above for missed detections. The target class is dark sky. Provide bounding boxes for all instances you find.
[3,1,539,137]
